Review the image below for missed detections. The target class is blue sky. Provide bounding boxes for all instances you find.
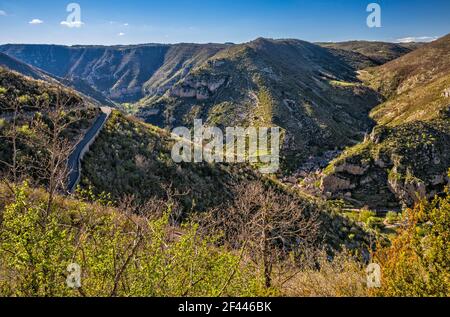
[0,0,449,45]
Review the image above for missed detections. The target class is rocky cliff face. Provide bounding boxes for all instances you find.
[136,38,383,171]
[0,43,226,103]
[321,118,450,208]
[169,76,226,100]
[319,34,450,209]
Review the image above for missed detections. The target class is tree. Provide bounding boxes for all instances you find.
[0,92,23,184]
[0,182,75,296]
[1,89,85,213]
[372,183,450,297]
[198,181,321,288]
[0,182,267,297]
[24,91,84,216]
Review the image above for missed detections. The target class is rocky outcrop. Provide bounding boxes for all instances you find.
[369,126,390,144]
[388,173,450,206]
[320,161,368,195]
[334,163,369,175]
[321,175,352,192]
[169,77,226,100]
[196,87,210,100]
[318,116,450,209]
[387,175,427,207]
[170,85,197,98]
[431,174,446,186]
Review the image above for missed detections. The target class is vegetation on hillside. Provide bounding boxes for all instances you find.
[80,110,373,255]
[372,184,450,296]
[321,34,450,209]
[323,118,450,208]
[0,67,84,112]
[0,182,270,297]
[80,110,261,213]
[0,68,98,189]
[317,41,417,65]
[1,180,448,297]
[0,36,449,298]
[135,38,381,171]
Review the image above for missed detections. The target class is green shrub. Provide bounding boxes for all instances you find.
[386,211,399,224]
[17,95,32,105]
[366,216,384,230]
[373,188,450,296]
[359,209,377,223]
[0,182,268,297]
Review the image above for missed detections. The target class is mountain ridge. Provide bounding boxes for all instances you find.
[320,34,450,208]
[134,37,383,170]
[0,38,417,106]
[0,43,228,103]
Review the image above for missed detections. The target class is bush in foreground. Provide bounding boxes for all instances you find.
[0,182,269,297]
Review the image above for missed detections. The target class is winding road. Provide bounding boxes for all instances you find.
[67,107,111,193]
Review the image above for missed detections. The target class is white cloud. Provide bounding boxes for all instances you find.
[396,36,438,43]
[118,32,125,36]
[123,23,129,26]
[60,21,84,28]
[0,10,7,16]
[29,19,44,25]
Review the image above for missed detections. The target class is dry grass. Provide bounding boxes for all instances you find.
[279,250,368,297]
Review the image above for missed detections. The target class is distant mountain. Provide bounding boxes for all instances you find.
[0,43,227,103]
[0,52,52,81]
[141,43,231,96]
[0,51,115,107]
[0,39,415,106]
[1,40,394,170]
[321,34,450,209]
[135,38,382,170]
[363,34,450,125]
[317,41,422,66]
[0,38,431,175]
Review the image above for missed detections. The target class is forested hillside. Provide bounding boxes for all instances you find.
[321,35,450,209]
[0,35,448,297]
